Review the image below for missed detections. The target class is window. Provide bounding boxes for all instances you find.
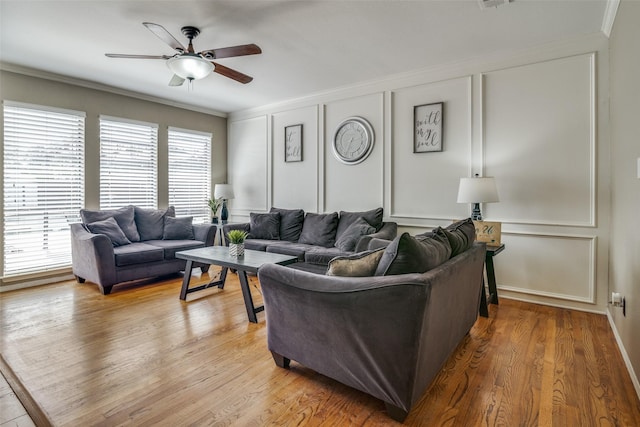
[168,127,212,223]
[99,116,158,209]
[3,102,85,276]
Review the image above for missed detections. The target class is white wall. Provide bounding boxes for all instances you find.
[227,33,611,313]
[609,0,640,398]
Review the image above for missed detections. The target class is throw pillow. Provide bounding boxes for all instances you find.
[445,218,476,257]
[336,207,384,239]
[86,217,131,247]
[298,212,339,248]
[163,216,194,240]
[374,231,452,276]
[80,205,140,242]
[334,216,376,252]
[326,248,385,277]
[249,212,281,240]
[270,207,305,242]
[134,206,175,241]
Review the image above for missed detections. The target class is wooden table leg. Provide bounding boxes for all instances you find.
[486,256,499,304]
[179,260,194,300]
[237,270,262,323]
[479,276,489,318]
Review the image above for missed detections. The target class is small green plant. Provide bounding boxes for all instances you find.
[227,230,248,244]
[207,197,222,216]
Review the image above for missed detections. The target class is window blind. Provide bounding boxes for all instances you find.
[99,116,158,209]
[3,102,85,276]
[168,127,211,223]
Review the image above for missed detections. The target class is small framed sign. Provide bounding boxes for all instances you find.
[414,102,443,153]
[285,124,303,162]
[473,221,502,246]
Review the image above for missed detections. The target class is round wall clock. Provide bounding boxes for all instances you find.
[332,116,375,165]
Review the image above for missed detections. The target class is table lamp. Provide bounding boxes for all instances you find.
[457,174,499,221]
[214,184,235,223]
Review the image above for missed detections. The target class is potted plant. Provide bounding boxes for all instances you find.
[207,197,222,223]
[227,229,248,257]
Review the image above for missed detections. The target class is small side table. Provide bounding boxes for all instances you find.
[479,243,505,318]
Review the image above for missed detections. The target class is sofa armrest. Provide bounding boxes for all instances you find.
[222,222,250,246]
[354,222,398,252]
[70,223,117,291]
[193,223,216,246]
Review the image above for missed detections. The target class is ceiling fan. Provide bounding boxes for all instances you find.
[105,22,261,85]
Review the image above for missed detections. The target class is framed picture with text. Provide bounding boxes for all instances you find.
[414,102,443,153]
[285,124,303,162]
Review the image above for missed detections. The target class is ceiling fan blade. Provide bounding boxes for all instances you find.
[212,62,253,84]
[105,53,172,59]
[169,74,185,86]
[200,44,262,60]
[143,22,187,53]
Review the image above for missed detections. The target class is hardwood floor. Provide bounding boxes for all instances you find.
[1,270,638,426]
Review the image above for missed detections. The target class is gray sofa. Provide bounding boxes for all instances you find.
[258,218,484,422]
[70,205,216,295]
[222,207,397,272]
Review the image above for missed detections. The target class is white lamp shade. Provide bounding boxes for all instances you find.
[457,177,499,203]
[214,184,235,200]
[167,55,214,80]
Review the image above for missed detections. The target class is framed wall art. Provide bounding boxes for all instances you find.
[285,124,303,162]
[414,102,443,153]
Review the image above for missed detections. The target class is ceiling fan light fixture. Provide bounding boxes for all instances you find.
[167,54,213,80]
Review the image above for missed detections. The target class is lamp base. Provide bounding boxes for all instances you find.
[471,203,483,221]
[221,200,229,224]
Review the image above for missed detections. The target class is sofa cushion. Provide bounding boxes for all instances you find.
[86,217,131,247]
[163,216,194,240]
[298,212,339,247]
[113,242,164,267]
[326,248,386,277]
[135,206,175,241]
[145,239,204,260]
[266,242,316,262]
[334,216,376,252]
[80,205,140,242]
[374,231,452,276]
[444,218,476,257]
[270,207,305,242]
[249,212,281,240]
[304,246,352,265]
[336,208,383,240]
[244,239,273,252]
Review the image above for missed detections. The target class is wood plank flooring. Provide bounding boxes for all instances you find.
[1,269,639,426]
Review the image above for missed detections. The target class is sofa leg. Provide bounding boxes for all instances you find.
[100,285,113,295]
[271,351,290,369]
[384,402,409,422]
[75,275,85,283]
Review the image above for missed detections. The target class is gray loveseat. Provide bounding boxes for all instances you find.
[222,207,397,272]
[71,205,216,295]
[258,218,485,422]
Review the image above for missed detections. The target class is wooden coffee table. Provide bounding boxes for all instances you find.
[176,246,298,323]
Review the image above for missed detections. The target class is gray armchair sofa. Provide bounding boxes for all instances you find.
[223,207,397,272]
[71,205,216,295]
[258,218,484,422]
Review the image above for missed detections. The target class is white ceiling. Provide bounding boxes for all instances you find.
[0,0,608,115]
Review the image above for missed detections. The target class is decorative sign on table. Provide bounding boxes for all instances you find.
[414,102,443,153]
[473,221,502,247]
[285,124,303,162]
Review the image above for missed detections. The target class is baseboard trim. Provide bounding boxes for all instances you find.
[0,353,53,427]
[606,309,640,401]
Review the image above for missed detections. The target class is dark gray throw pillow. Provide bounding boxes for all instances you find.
[444,218,476,257]
[249,212,281,240]
[270,207,304,242]
[334,216,376,252]
[298,212,339,248]
[134,206,176,241]
[80,205,140,242]
[336,208,384,240]
[326,248,385,277]
[374,231,452,276]
[163,216,194,240]
[86,217,131,247]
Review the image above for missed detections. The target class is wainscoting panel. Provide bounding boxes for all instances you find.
[495,232,596,304]
[272,106,319,212]
[483,53,595,226]
[228,116,269,215]
[390,76,472,222]
[324,93,384,212]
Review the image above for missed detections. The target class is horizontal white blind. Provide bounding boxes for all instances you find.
[168,127,211,223]
[3,102,85,276]
[100,116,158,209]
